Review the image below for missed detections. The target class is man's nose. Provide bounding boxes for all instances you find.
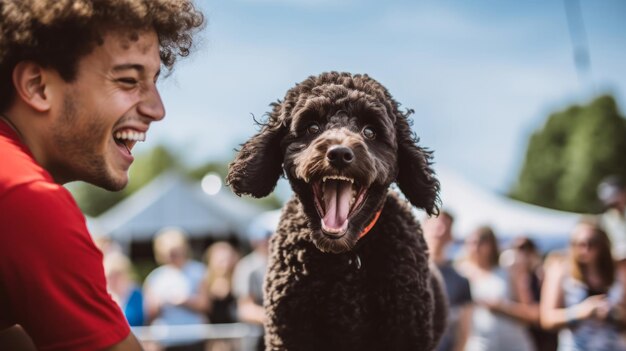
[138,84,165,121]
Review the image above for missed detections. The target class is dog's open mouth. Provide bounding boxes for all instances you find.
[312,175,368,237]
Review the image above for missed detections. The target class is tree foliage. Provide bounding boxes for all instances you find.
[510,95,626,213]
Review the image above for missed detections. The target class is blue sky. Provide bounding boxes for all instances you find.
[144,0,626,195]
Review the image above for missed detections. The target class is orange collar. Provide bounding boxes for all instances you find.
[357,208,383,240]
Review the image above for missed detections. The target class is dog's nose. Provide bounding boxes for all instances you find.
[327,146,354,168]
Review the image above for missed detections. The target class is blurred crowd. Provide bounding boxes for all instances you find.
[95,176,625,351]
[96,224,270,351]
[423,175,626,351]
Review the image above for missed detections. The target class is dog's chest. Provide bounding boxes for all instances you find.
[282,240,393,315]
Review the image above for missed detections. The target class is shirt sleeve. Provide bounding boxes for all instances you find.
[232,257,252,299]
[0,181,130,351]
[459,275,473,305]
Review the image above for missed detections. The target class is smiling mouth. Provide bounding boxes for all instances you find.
[113,129,146,155]
[312,175,368,237]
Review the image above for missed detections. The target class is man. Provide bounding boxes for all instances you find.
[0,1,204,350]
[233,211,277,351]
[423,211,473,351]
[143,228,208,351]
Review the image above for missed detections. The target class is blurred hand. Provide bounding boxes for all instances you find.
[477,298,504,313]
[577,295,611,320]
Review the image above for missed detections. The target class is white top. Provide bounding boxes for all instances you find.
[557,275,626,351]
[144,260,206,345]
[465,267,535,351]
[232,251,267,305]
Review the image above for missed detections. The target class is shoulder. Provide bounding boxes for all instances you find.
[0,180,84,236]
[544,251,567,270]
[234,253,256,274]
[233,253,264,281]
[188,259,206,269]
[186,260,207,276]
[441,263,470,283]
[144,265,170,283]
[544,252,568,282]
[0,132,51,194]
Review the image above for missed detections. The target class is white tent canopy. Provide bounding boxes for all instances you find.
[432,167,582,240]
[94,172,265,242]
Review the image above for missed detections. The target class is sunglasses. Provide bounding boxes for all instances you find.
[571,239,599,249]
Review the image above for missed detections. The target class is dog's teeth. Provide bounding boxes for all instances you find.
[322,175,354,183]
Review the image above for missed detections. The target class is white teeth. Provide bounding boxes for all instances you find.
[114,131,146,142]
[322,175,354,183]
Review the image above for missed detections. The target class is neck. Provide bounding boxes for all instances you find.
[476,259,493,271]
[2,106,62,183]
[430,249,447,264]
[0,113,23,139]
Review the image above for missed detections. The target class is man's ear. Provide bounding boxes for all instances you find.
[11,62,54,112]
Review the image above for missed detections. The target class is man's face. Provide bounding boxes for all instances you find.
[46,29,164,190]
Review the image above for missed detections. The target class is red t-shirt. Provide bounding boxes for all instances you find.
[0,120,130,350]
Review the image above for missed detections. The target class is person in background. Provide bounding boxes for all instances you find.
[203,241,240,324]
[0,1,203,350]
[508,237,557,351]
[143,228,208,351]
[458,226,536,351]
[202,241,240,351]
[104,251,145,327]
[233,218,273,351]
[540,218,626,351]
[423,210,473,351]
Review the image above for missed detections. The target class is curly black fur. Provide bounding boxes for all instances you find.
[227,72,446,350]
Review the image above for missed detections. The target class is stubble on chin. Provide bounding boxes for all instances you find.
[52,94,128,191]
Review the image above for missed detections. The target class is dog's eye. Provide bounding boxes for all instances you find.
[307,123,321,135]
[362,126,376,140]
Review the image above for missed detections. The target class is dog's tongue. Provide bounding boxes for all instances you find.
[323,179,352,230]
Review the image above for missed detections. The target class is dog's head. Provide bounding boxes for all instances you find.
[228,72,439,253]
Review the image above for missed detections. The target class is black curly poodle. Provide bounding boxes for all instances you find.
[228,72,447,351]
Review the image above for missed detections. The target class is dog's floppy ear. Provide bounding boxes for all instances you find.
[395,111,440,215]
[227,109,287,198]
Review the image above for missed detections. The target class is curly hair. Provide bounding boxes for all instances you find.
[0,0,205,111]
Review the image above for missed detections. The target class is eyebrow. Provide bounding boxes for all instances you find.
[112,64,161,79]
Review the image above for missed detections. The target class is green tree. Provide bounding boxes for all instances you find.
[511,95,626,213]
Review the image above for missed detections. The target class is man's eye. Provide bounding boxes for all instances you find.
[117,78,138,85]
[307,123,321,135]
[362,126,376,140]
